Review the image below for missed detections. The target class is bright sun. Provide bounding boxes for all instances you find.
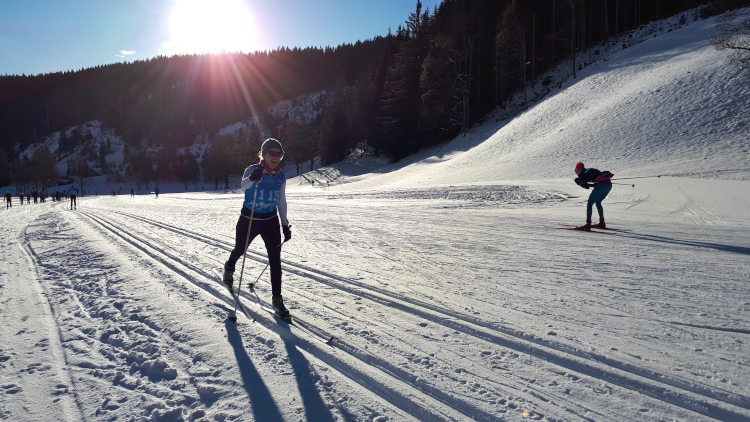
[164,0,257,55]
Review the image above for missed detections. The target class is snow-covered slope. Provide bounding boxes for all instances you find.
[2,11,750,422]
[296,14,749,191]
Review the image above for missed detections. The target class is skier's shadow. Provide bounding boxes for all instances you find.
[617,231,750,256]
[275,322,339,422]
[224,319,284,421]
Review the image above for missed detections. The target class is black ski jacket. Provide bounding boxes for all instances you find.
[575,168,612,189]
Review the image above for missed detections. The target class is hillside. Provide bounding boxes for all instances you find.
[296,13,749,191]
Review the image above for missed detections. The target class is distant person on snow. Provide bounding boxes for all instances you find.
[4,191,11,209]
[223,138,292,318]
[574,162,613,229]
[26,192,31,203]
[131,188,135,198]
[154,186,160,198]
[68,186,79,210]
[18,193,24,205]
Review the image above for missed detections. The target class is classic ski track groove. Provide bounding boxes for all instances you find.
[85,208,592,420]
[76,209,499,422]
[281,280,619,421]
[115,209,639,325]
[88,208,750,420]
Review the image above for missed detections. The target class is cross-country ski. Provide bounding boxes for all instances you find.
[212,267,334,344]
[558,224,629,232]
[211,267,255,323]
[212,267,291,323]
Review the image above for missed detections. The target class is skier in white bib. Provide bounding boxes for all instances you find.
[223,138,292,318]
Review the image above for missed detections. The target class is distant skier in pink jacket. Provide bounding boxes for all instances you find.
[574,162,613,230]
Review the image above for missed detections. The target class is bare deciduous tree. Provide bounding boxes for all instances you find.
[712,6,750,66]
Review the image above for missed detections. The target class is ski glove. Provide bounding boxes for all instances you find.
[574,178,590,189]
[282,225,292,242]
[249,166,263,182]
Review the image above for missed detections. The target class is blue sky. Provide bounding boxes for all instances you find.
[0,0,441,76]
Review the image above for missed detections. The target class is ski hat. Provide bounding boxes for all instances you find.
[261,138,284,156]
[574,162,585,173]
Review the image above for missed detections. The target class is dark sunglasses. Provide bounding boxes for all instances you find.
[265,150,283,157]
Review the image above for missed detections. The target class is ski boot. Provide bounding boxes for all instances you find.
[223,263,235,291]
[576,219,592,230]
[272,295,290,318]
[592,217,606,229]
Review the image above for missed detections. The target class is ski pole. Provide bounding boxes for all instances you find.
[611,182,635,186]
[612,175,661,181]
[248,239,287,290]
[233,178,260,315]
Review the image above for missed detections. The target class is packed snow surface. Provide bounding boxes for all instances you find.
[2,12,750,422]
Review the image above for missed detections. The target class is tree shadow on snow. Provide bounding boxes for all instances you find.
[224,319,285,421]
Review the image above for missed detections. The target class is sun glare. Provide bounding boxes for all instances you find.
[163,0,257,56]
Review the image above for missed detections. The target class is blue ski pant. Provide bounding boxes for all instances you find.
[587,184,612,220]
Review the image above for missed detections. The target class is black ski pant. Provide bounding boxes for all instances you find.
[226,215,282,296]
